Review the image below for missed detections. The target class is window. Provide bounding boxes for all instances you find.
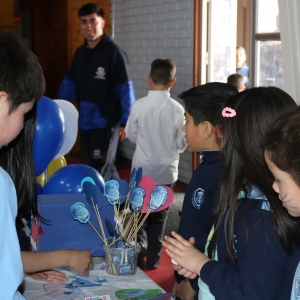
[199,0,237,84]
[251,0,284,89]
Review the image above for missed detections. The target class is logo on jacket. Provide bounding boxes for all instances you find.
[233,234,238,258]
[192,188,204,209]
[95,67,106,79]
[92,149,102,160]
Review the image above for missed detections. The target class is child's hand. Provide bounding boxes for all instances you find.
[28,270,68,283]
[177,267,198,279]
[177,279,197,300]
[67,250,93,275]
[163,231,210,276]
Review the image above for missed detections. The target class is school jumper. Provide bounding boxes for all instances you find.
[0,168,25,299]
[58,34,135,177]
[125,90,187,266]
[200,186,299,300]
[175,151,221,295]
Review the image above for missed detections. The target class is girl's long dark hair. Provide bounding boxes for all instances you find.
[0,104,39,219]
[208,87,300,260]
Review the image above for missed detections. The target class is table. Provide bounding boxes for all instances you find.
[23,258,169,300]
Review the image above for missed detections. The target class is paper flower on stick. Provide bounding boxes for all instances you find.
[129,168,137,189]
[70,202,90,224]
[104,180,120,205]
[149,186,168,211]
[130,187,145,211]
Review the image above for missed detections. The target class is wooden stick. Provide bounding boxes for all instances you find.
[127,210,151,241]
[97,205,107,242]
[88,221,104,243]
[122,212,135,238]
[91,197,107,244]
[119,193,131,229]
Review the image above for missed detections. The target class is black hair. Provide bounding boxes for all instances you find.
[265,106,300,187]
[78,3,105,18]
[227,73,245,90]
[0,106,39,219]
[0,29,45,219]
[150,58,176,86]
[0,29,45,112]
[178,82,238,126]
[208,87,300,260]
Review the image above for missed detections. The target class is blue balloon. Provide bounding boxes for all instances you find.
[43,164,105,194]
[33,96,65,176]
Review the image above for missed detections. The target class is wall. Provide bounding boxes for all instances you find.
[112,0,194,183]
[17,0,111,99]
[0,0,14,32]
[17,0,112,158]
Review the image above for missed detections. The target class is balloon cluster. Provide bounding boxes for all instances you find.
[33,96,105,195]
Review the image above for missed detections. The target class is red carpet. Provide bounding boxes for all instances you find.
[141,250,175,292]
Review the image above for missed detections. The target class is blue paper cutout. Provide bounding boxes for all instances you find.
[116,179,129,204]
[104,180,120,205]
[129,168,137,189]
[82,181,104,209]
[130,187,145,211]
[135,167,143,186]
[149,186,168,211]
[84,168,105,193]
[70,202,90,223]
[66,275,103,289]
[80,176,96,189]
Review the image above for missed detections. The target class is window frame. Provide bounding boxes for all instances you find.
[249,0,281,88]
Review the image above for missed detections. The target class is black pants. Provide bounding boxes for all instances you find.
[137,182,175,266]
[80,128,119,180]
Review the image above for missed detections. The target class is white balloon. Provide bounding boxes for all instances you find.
[53,100,79,159]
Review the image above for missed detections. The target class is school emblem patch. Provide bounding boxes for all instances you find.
[95,66,106,79]
[192,188,204,209]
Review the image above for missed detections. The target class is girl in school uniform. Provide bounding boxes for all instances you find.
[163,87,300,300]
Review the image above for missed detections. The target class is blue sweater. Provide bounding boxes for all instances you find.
[58,34,135,129]
[176,151,221,291]
[201,187,300,300]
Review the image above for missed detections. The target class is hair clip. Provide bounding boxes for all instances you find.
[222,107,236,118]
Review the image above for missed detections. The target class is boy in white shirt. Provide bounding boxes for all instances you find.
[125,58,187,269]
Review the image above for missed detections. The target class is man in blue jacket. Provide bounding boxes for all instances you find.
[58,3,135,179]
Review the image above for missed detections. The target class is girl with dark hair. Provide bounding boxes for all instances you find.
[264,106,300,300]
[163,87,300,300]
